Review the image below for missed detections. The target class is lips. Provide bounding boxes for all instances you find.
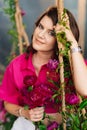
[36,38,44,44]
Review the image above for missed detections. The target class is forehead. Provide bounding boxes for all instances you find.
[40,15,54,30]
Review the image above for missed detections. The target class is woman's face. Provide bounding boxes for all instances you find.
[32,15,56,52]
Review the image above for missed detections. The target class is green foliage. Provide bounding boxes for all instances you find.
[3,0,19,64]
[1,113,17,130]
[79,98,87,110]
[65,100,87,130]
[55,9,87,130]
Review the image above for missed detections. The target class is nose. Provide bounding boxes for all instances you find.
[38,30,46,38]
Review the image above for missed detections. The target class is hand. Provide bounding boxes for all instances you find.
[54,21,78,48]
[28,107,44,122]
[43,113,62,126]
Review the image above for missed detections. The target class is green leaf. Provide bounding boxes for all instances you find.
[81,120,87,129]
[28,86,33,92]
[68,113,80,127]
[72,125,80,130]
[52,94,58,99]
[39,124,46,130]
[24,105,29,110]
[79,99,87,110]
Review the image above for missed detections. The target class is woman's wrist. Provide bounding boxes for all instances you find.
[70,46,82,54]
[18,107,30,119]
[18,107,24,116]
[70,41,78,49]
[70,41,82,54]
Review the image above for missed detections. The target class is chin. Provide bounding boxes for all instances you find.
[32,44,40,51]
[32,41,41,51]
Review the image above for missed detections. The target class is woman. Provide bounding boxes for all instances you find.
[0,6,87,130]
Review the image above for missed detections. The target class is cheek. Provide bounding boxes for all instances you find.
[33,30,36,39]
[32,28,37,38]
[33,28,38,36]
[32,31,36,44]
[47,38,56,48]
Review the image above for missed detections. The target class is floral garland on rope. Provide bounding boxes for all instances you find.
[14,0,30,54]
[56,0,66,129]
[56,0,87,130]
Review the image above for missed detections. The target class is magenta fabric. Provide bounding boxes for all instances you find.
[85,60,87,65]
[0,53,59,113]
[0,52,87,113]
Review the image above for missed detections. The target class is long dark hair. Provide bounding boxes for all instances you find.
[26,6,79,58]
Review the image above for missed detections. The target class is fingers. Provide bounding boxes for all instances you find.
[45,113,62,125]
[29,107,44,122]
[55,24,65,34]
[54,22,76,44]
[63,13,70,28]
[54,14,70,34]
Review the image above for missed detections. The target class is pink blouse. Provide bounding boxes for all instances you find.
[0,53,60,113]
[0,53,87,113]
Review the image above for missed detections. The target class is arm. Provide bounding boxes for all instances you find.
[55,24,87,96]
[64,27,87,96]
[4,101,62,125]
[4,101,44,122]
[70,42,87,96]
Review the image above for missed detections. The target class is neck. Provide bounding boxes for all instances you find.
[32,51,54,76]
[34,51,54,65]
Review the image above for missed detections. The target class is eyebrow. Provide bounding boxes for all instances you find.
[39,22,55,35]
[40,22,54,31]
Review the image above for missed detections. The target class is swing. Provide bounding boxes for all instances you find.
[14,0,86,130]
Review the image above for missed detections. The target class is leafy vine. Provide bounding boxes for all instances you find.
[3,0,18,63]
[56,8,87,130]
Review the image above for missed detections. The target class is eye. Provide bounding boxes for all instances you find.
[38,23,43,29]
[48,30,55,36]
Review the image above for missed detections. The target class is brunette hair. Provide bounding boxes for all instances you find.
[26,6,79,58]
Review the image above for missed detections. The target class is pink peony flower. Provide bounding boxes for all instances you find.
[21,10,26,16]
[23,75,37,86]
[47,71,59,83]
[47,121,59,130]
[66,93,80,105]
[20,83,53,109]
[47,59,58,71]
[0,109,7,123]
